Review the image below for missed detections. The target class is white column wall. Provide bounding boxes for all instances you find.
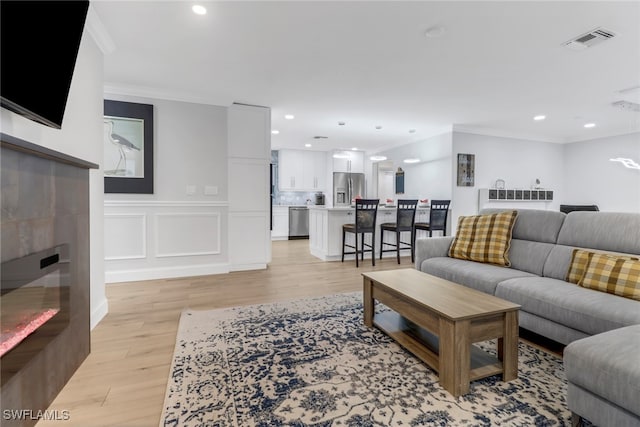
[227,103,271,271]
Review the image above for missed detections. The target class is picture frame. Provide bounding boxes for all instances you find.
[457,153,475,187]
[103,100,154,194]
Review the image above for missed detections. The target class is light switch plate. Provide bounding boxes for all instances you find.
[186,185,196,195]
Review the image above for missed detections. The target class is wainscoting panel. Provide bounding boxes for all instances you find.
[155,212,221,258]
[104,201,229,283]
[104,213,147,260]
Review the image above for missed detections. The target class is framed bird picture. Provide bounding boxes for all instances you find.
[103,100,154,193]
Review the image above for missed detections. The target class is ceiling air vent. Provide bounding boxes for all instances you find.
[612,100,640,112]
[563,27,617,50]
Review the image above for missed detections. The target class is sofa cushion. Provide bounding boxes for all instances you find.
[495,276,640,336]
[508,239,556,276]
[420,257,535,295]
[557,211,640,255]
[449,210,517,267]
[480,208,566,244]
[580,253,640,301]
[564,325,640,418]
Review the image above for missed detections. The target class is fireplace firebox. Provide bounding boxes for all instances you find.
[1,244,70,381]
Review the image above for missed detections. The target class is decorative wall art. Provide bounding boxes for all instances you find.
[457,153,475,187]
[395,167,405,194]
[103,100,154,194]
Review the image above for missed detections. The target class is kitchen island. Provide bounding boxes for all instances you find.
[308,205,432,261]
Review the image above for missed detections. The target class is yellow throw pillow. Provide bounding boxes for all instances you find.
[579,253,640,301]
[448,210,518,267]
[566,249,595,284]
[566,249,636,284]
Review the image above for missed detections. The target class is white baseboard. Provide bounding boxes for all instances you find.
[229,263,267,272]
[90,298,109,330]
[105,263,230,284]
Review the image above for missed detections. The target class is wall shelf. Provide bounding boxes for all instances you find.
[478,188,554,212]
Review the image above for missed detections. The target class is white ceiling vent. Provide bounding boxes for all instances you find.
[563,27,617,50]
[612,100,640,112]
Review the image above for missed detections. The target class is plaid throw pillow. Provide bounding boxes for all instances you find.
[579,253,640,301]
[566,249,637,284]
[448,210,518,267]
[566,249,595,284]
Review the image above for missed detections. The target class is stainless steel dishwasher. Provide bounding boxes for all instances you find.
[288,206,309,239]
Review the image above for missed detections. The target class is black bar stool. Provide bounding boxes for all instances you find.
[413,200,451,254]
[379,199,418,264]
[342,199,379,267]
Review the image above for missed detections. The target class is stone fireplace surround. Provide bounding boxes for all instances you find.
[1,133,97,427]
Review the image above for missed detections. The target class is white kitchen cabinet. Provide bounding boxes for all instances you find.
[303,150,326,191]
[332,150,364,173]
[278,149,326,191]
[271,206,289,240]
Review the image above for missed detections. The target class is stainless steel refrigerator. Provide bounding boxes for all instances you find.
[333,172,365,206]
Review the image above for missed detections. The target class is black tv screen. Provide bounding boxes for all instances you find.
[1,1,89,129]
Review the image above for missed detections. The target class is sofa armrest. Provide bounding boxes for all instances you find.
[414,236,454,270]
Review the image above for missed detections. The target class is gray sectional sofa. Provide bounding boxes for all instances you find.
[414,209,640,427]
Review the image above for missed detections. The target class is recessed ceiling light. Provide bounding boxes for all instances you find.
[409,129,416,133]
[192,5,207,15]
[584,123,596,128]
[375,125,382,130]
[333,152,349,159]
[338,121,346,126]
[351,147,358,151]
[305,143,312,148]
[533,115,546,121]
[271,130,279,135]
[403,158,420,164]
[284,114,295,120]
[370,155,387,162]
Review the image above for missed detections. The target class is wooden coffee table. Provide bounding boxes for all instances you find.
[362,268,520,397]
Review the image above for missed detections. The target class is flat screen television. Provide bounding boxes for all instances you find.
[1,1,89,129]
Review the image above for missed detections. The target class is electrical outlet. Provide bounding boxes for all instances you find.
[204,185,218,195]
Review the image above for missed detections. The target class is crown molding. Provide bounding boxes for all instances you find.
[103,82,233,107]
[85,5,116,55]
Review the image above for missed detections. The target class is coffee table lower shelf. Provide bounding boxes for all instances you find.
[374,311,505,382]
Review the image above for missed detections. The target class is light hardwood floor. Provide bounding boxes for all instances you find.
[37,240,412,427]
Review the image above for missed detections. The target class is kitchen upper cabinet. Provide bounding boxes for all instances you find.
[332,150,364,173]
[278,149,326,191]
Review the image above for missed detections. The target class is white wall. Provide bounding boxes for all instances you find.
[563,132,640,212]
[371,132,454,201]
[1,33,107,329]
[103,95,230,282]
[451,131,565,229]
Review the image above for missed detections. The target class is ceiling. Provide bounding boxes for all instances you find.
[93,1,640,154]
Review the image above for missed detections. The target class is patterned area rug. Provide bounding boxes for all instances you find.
[161,292,571,426]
